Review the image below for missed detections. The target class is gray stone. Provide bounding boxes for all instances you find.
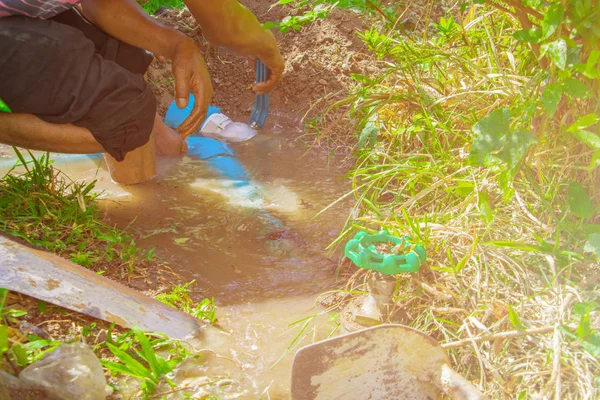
[20,342,107,400]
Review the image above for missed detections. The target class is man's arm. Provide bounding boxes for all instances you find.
[80,0,212,137]
[184,0,285,95]
[0,114,104,154]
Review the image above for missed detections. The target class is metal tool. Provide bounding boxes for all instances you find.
[291,324,486,400]
[249,59,270,128]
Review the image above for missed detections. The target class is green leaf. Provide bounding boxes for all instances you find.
[469,108,511,165]
[133,328,169,377]
[573,301,600,315]
[350,73,375,85]
[568,182,594,219]
[567,114,600,148]
[541,39,567,70]
[542,83,562,116]
[500,129,536,168]
[563,77,591,99]
[577,313,592,339]
[469,109,535,168]
[567,113,599,133]
[174,237,190,245]
[541,4,564,40]
[477,190,494,223]
[571,130,600,149]
[358,112,379,148]
[581,331,600,358]
[508,305,523,329]
[262,21,277,30]
[513,27,542,43]
[584,234,600,258]
[278,0,295,4]
[106,342,155,382]
[0,325,8,357]
[11,344,30,367]
[591,150,600,170]
[101,360,136,377]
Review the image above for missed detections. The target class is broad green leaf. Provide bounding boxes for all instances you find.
[573,301,600,315]
[566,113,599,133]
[563,77,591,98]
[262,21,277,30]
[278,0,295,4]
[541,4,564,40]
[513,28,542,43]
[567,114,600,148]
[571,130,600,149]
[541,39,567,70]
[508,305,523,329]
[581,331,600,358]
[542,83,562,116]
[449,181,475,197]
[499,129,536,168]
[477,190,494,223]
[469,108,511,165]
[584,234,600,258]
[568,182,594,219]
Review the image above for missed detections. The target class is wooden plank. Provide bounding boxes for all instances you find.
[0,236,202,339]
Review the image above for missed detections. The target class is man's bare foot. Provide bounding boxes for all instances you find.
[153,113,187,156]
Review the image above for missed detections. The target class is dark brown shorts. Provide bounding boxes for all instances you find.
[0,9,156,161]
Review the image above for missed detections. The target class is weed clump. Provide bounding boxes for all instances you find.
[306,0,600,398]
[0,149,143,273]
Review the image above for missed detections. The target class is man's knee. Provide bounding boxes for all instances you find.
[85,85,157,162]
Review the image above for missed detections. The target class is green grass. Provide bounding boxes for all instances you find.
[299,0,600,398]
[0,151,217,398]
[0,148,146,273]
[137,0,185,15]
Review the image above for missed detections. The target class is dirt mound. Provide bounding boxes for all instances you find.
[147,2,370,121]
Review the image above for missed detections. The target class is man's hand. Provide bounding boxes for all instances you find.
[81,0,212,136]
[170,38,213,138]
[185,0,285,95]
[249,30,284,95]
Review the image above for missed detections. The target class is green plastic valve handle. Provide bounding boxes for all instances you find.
[344,230,426,275]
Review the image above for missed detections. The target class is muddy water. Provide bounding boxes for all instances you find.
[0,118,349,398]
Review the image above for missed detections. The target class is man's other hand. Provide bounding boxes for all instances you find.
[250,30,284,95]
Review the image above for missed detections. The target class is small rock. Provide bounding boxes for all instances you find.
[318,79,328,85]
[20,342,107,400]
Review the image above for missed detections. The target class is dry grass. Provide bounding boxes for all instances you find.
[311,1,600,398]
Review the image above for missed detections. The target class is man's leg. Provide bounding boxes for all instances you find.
[0,16,160,183]
[50,9,187,158]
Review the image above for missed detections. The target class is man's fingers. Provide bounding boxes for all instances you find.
[252,52,284,95]
[253,62,283,95]
[177,82,211,138]
[174,67,191,109]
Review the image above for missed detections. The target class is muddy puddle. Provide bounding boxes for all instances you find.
[0,117,350,398]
